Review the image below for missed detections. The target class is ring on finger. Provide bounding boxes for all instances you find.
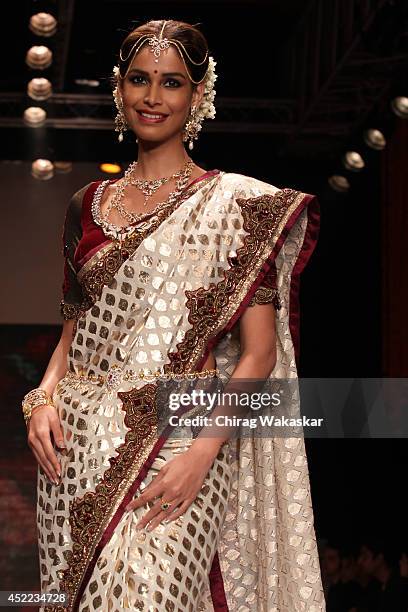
[160,498,173,512]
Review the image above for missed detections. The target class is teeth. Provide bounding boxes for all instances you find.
[140,112,165,119]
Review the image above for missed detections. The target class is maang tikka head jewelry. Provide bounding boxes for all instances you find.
[112,21,217,146]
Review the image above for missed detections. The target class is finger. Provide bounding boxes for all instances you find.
[30,442,57,484]
[136,497,182,530]
[40,432,62,480]
[162,498,192,524]
[126,480,164,511]
[49,416,66,452]
[35,434,61,483]
[143,499,183,532]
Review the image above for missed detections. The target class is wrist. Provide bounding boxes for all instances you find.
[187,436,225,463]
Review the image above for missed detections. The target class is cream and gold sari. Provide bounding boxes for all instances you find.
[37,169,325,611]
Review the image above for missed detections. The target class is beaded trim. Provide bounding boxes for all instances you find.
[63,365,220,392]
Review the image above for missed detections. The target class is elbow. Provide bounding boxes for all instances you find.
[241,347,277,378]
[264,350,277,376]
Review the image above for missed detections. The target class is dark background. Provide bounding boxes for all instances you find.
[0,0,407,600]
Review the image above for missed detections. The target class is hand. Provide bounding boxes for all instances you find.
[125,447,216,531]
[27,404,66,485]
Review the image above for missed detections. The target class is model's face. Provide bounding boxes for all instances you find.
[119,44,203,144]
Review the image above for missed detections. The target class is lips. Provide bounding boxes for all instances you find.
[137,110,168,123]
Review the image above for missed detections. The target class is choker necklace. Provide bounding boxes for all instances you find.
[93,159,196,240]
[128,161,193,207]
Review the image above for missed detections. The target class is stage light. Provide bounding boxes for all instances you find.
[23,106,47,127]
[29,13,57,37]
[54,161,73,174]
[363,129,386,150]
[27,78,52,101]
[328,175,350,193]
[342,151,365,172]
[31,159,54,180]
[391,96,408,118]
[100,163,122,174]
[26,46,53,70]
[74,79,100,88]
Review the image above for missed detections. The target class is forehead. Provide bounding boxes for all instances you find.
[128,43,186,75]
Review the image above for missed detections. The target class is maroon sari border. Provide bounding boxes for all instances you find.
[288,193,320,367]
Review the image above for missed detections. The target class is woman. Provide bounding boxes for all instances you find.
[23,19,326,612]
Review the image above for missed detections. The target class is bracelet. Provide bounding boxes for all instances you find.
[22,388,54,425]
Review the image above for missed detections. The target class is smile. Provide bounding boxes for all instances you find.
[137,111,168,123]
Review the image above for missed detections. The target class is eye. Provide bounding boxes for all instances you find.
[129,75,147,85]
[164,78,181,88]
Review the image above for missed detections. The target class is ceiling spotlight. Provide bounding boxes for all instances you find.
[74,79,100,88]
[390,96,408,118]
[363,129,386,150]
[29,12,57,37]
[328,175,350,193]
[27,78,52,101]
[54,161,73,174]
[31,159,54,180]
[24,106,47,127]
[100,163,122,174]
[26,46,53,70]
[342,151,365,172]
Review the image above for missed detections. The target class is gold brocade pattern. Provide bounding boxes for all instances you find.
[77,175,220,315]
[38,172,325,612]
[163,189,295,376]
[78,441,231,611]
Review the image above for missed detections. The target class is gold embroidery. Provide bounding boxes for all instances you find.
[60,300,85,321]
[248,285,282,310]
[163,189,298,375]
[44,384,158,612]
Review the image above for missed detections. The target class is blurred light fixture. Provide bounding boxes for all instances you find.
[31,159,54,180]
[328,175,350,193]
[26,46,53,70]
[74,78,100,88]
[27,77,52,101]
[390,96,408,118]
[363,129,386,150]
[54,161,73,174]
[29,12,57,37]
[342,151,365,172]
[100,163,122,174]
[23,106,47,127]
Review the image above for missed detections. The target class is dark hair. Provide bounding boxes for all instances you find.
[117,19,209,87]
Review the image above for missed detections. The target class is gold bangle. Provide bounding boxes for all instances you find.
[22,388,54,425]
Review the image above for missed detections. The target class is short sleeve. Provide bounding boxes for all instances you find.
[60,185,89,320]
[248,260,282,310]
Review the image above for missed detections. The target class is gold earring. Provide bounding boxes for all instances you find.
[183,104,199,151]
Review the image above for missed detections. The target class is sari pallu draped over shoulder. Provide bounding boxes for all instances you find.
[38,171,325,612]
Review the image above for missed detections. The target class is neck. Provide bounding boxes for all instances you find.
[134,136,192,179]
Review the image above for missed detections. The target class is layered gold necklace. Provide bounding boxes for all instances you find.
[103,158,195,226]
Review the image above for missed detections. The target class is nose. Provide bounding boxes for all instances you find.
[144,81,162,107]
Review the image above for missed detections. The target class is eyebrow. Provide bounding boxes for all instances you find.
[127,68,186,79]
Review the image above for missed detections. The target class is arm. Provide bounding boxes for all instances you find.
[127,302,278,528]
[26,186,86,484]
[186,301,277,466]
[37,319,75,395]
[27,320,75,485]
